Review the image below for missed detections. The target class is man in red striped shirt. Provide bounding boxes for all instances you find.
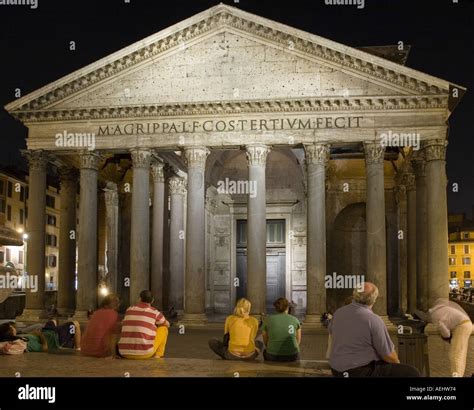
[118,290,170,359]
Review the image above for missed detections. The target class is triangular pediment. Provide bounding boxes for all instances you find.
[5,4,463,118]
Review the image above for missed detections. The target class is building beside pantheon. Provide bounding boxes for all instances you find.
[5,4,465,324]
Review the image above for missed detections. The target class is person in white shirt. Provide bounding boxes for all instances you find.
[416,298,472,377]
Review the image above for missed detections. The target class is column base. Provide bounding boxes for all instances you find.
[57,308,74,318]
[16,309,47,323]
[303,314,326,329]
[71,310,90,323]
[178,313,208,327]
[380,315,397,330]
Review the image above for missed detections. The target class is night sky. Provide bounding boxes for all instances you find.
[0,0,473,214]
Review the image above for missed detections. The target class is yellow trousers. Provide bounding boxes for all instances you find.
[449,320,473,377]
[122,327,169,360]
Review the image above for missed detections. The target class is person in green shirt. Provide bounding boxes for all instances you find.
[262,297,301,362]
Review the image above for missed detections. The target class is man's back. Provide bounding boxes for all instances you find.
[329,302,394,372]
[118,302,165,357]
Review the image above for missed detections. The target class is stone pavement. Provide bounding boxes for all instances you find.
[0,327,472,377]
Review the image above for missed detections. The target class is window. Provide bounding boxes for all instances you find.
[448,257,456,266]
[464,245,470,254]
[19,186,25,202]
[46,214,56,226]
[46,195,55,209]
[7,205,11,221]
[7,181,12,198]
[6,248,11,262]
[462,257,471,265]
[46,234,57,247]
[0,180,4,195]
[0,198,5,213]
[450,245,456,254]
[267,220,285,245]
[25,207,28,220]
[0,251,4,263]
[25,187,29,200]
[18,250,23,264]
[464,271,471,279]
[46,255,57,267]
[47,275,55,291]
[450,271,457,279]
[464,232,470,239]
[19,209,24,225]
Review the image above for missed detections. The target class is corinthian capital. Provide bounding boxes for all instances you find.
[23,150,50,171]
[363,142,385,165]
[130,149,152,169]
[151,161,165,183]
[394,184,407,205]
[403,173,416,191]
[423,139,447,162]
[58,166,78,183]
[184,147,210,169]
[80,151,101,170]
[304,143,330,166]
[245,144,271,167]
[168,176,186,195]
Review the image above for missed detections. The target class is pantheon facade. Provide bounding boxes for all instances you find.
[5,5,465,324]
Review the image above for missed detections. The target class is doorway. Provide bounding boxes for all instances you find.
[236,219,286,312]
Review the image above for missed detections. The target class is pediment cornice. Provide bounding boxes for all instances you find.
[5,4,463,117]
[12,95,449,122]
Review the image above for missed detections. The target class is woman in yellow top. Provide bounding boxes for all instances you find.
[208,298,263,360]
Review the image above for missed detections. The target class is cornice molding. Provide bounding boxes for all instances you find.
[12,95,450,122]
[8,8,451,116]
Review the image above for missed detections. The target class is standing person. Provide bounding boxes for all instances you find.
[81,294,121,358]
[209,298,263,361]
[118,290,170,359]
[329,282,420,377]
[416,299,473,377]
[262,298,301,362]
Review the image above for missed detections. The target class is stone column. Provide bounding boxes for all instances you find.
[73,152,100,319]
[183,147,210,324]
[18,150,49,320]
[129,149,152,305]
[104,182,119,296]
[363,142,387,316]
[245,144,270,316]
[412,154,429,311]
[168,176,186,311]
[304,143,329,325]
[57,167,78,316]
[405,172,417,313]
[424,139,449,306]
[395,183,408,313]
[151,161,165,309]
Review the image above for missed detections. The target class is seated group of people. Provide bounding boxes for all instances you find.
[3,283,470,378]
[209,297,301,362]
[0,319,81,354]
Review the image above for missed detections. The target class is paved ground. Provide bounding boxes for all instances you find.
[0,327,472,377]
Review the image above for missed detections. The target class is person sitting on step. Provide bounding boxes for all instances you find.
[118,290,170,359]
[209,298,263,361]
[262,297,301,362]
